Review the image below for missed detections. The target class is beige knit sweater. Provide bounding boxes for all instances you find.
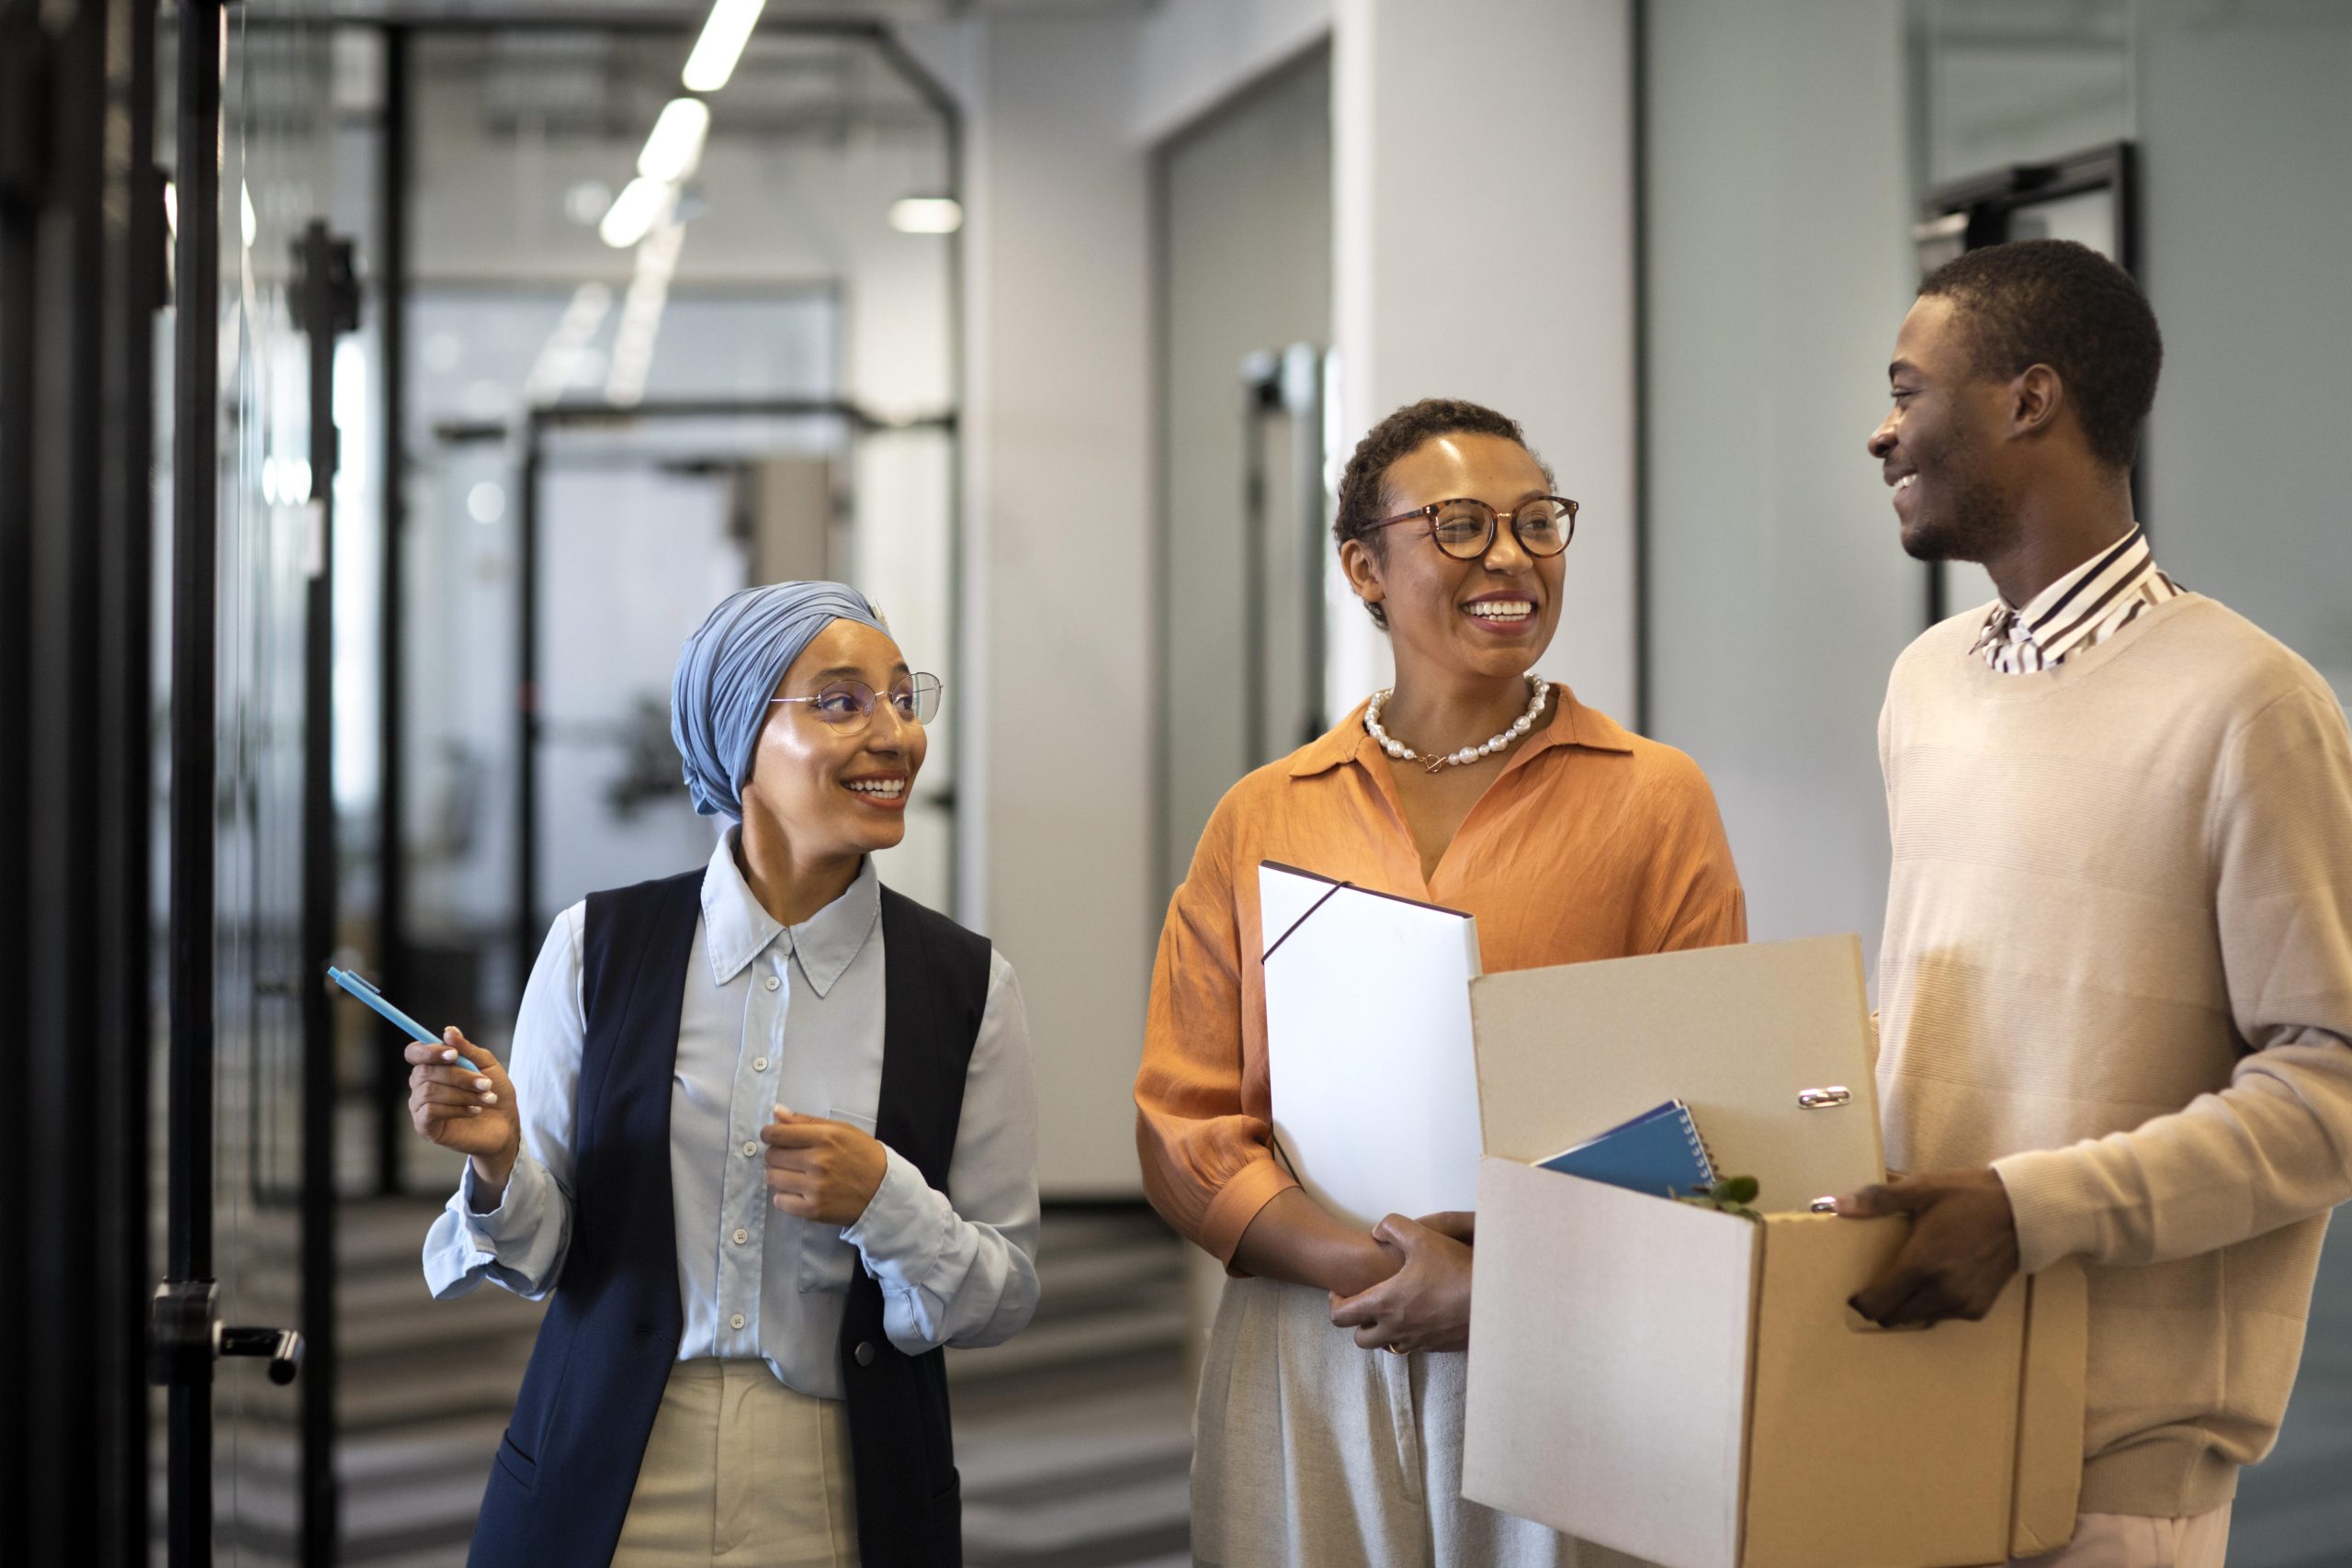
[1876,592,2352,1518]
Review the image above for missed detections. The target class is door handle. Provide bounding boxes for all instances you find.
[151,1279,306,1387]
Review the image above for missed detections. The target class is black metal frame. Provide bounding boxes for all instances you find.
[375,25,413,1196]
[164,4,225,1563]
[483,397,957,977]
[373,10,967,1090]
[2,0,164,1561]
[297,217,361,1568]
[1913,140,2142,625]
[1240,344,1329,768]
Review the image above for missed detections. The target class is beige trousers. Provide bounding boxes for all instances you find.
[611,1358,861,1568]
[1190,1275,1656,1568]
[2012,1506,2232,1568]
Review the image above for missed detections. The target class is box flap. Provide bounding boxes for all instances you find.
[1464,1157,1755,1568]
[2009,1260,2089,1556]
[1469,935,1886,1210]
[1739,1214,2026,1568]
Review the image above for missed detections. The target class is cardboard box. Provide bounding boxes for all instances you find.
[1461,937,2086,1568]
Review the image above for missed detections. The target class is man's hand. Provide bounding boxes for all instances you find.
[1327,1212,1474,1354]
[1837,1168,2021,1326]
[761,1106,889,1226]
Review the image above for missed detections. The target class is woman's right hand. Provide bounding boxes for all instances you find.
[405,1028,520,1196]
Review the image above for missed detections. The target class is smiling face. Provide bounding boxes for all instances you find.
[739,618,926,863]
[1340,432,1565,682]
[1870,294,2020,565]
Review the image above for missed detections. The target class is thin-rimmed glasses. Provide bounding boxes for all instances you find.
[770,673,944,735]
[1363,495,1578,559]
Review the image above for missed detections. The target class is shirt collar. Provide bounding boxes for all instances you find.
[1286,682,1633,781]
[1973,524,2160,663]
[699,831,882,998]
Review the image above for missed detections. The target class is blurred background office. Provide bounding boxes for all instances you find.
[5,0,2347,1563]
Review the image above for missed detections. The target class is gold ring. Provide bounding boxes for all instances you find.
[1385,1344,1407,1356]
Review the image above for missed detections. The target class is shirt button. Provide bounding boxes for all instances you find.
[729,1313,746,1331]
[732,1227,750,1246]
[752,1057,768,1072]
[742,1141,758,1157]
[853,1341,876,1368]
[764,976,780,992]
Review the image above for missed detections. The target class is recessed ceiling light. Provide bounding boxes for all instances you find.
[889,197,963,234]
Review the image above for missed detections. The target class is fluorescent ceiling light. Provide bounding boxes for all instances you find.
[889,197,963,234]
[638,97,711,185]
[683,0,765,94]
[599,176,673,249]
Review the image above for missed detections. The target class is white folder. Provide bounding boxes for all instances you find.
[1257,861,1485,1230]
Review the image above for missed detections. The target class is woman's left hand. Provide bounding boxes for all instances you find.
[1327,1212,1474,1354]
[761,1107,888,1225]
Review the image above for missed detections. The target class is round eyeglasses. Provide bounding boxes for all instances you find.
[770,673,944,734]
[1364,495,1578,560]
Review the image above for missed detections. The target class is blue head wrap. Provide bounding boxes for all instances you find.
[669,581,890,820]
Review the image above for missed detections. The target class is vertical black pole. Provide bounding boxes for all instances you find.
[514,421,541,987]
[1288,345,1325,747]
[374,25,410,1195]
[1239,360,1272,768]
[166,3,223,1562]
[297,218,354,1568]
[96,1,163,1560]
[0,3,43,1536]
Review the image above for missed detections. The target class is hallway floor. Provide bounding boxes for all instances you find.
[325,1198,1194,1568]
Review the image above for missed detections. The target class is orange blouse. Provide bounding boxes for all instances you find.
[1135,689,1748,1265]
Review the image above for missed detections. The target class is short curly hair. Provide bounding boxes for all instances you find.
[1917,239,2162,471]
[1332,398,1549,629]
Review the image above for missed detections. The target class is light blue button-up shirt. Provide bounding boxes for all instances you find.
[423,835,1042,1399]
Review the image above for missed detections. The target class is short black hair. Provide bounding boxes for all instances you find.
[1917,238,2162,470]
[1332,398,1545,629]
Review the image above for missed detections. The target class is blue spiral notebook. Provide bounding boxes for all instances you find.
[1537,1100,1718,1199]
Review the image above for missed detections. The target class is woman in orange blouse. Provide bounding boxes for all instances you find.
[1136,399,1747,1568]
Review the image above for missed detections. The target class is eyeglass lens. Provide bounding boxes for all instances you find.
[808,674,944,731]
[1430,498,1574,559]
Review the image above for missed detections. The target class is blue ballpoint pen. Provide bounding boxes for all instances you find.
[326,964,447,1048]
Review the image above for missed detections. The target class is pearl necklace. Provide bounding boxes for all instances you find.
[1364,675,1550,774]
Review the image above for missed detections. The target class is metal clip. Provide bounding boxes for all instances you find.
[1796,1086,1853,1110]
[1809,1197,1840,1213]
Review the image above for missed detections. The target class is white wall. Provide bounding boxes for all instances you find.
[1329,0,1638,721]
[2134,0,2352,705]
[1641,1,1917,971]
[931,13,1159,1194]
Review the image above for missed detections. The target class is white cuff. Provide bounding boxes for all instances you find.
[459,1153,546,1251]
[840,1146,954,1292]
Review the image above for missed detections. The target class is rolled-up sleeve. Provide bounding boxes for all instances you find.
[422,907,585,1300]
[842,949,1041,1353]
[1135,796,1296,1268]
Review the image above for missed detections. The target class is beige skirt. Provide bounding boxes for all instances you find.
[611,1359,861,1568]
[1191,1275,1657,1568]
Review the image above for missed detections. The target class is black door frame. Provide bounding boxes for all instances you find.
[1,0,164,1562]
[369,13,965,1184]
[440,396,956,980]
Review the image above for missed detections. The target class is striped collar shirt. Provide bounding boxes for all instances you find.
[1972,524,2181,673]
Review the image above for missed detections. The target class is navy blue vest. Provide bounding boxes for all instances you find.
[467,868,991,1567]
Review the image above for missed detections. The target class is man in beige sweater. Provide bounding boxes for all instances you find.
[1836,238,2352,1568]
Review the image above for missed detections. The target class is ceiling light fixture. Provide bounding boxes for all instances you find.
[683,0,766,94]
[598,176,673,249]
[888,197,964,234]
[638,97,712,186]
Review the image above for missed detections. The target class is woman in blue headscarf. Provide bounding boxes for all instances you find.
[412,581,1040,1568]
